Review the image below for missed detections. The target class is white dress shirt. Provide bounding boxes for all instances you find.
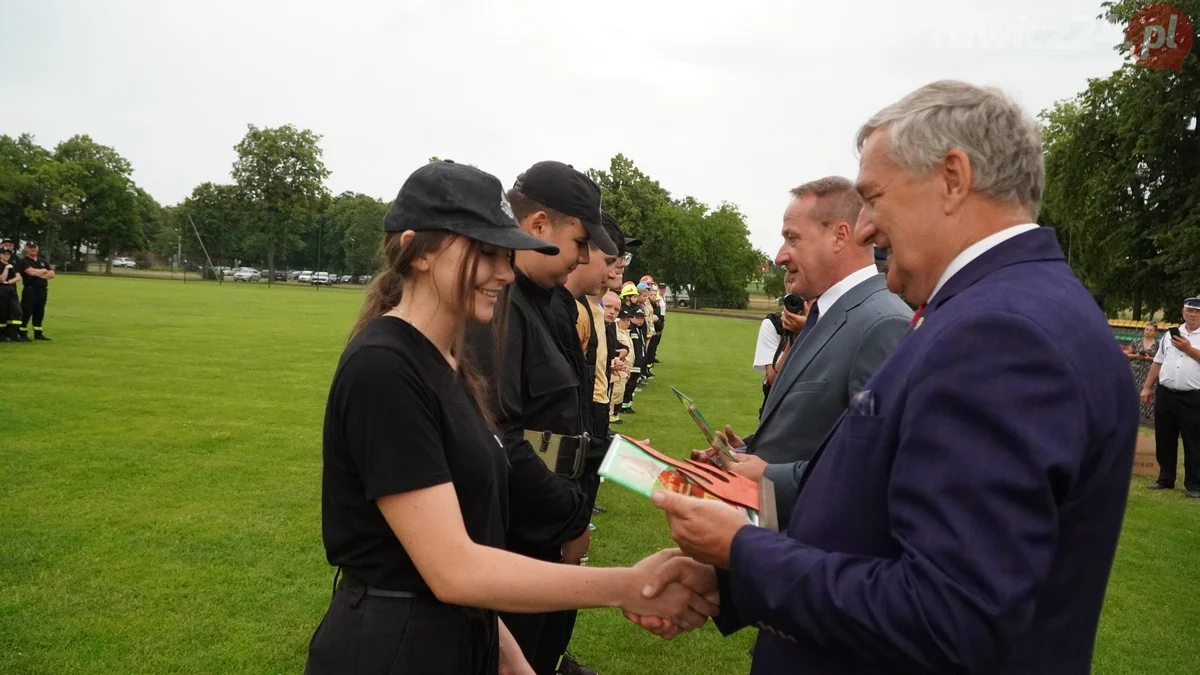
[813,264,880,324]
[1154,324,1200,392]
[929,223,1040,303]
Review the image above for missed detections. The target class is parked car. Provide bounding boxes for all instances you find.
[288,270,302,281]
[273,270,288,281]
[311,272,332,286]
[297,271,314,283]
[340,275,353,284]
[233,267,261,282]
[112,257,138,268]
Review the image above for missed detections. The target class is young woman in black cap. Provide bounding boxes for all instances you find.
[305,161,716,675]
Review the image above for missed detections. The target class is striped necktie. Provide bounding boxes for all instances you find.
[909,303,928,328]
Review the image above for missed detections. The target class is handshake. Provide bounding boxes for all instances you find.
[621,548,719,639]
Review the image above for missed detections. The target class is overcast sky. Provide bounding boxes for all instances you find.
[1,0,1128,254]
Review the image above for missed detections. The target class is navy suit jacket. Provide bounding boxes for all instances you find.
[714,228,1137,674]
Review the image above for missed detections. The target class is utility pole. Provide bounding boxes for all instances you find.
[178,226,184,283]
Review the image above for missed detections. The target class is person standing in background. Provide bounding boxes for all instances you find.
[16,241,52,341]
[0,247,23,342]
[1141,297,1200,498]
[644,278,666,367]
[1124,322,1159,425]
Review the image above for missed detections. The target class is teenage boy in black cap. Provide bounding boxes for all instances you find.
[0,246,22,342]
[566,213,632,517]
[16,241,53,341]
[465,160,616,675]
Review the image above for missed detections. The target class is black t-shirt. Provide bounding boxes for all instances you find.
[321,316,509,591]
[0,260,18,285]
[16,257,49,289]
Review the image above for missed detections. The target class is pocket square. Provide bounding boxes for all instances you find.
[849,389,876,416]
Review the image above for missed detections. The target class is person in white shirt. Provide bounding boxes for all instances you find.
[1141,296,1200,497]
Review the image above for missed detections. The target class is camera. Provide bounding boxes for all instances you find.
[782,294,805,314]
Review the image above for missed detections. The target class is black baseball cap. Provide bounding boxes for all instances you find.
[513,161,618,256]
[600,211,641,254]
[383,160,558,255]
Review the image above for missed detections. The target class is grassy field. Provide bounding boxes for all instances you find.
[1,274,1197,674]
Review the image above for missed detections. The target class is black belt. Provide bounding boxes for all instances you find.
[524,430,593,479]
[334,570,425,600]
[1158,384,1200,395]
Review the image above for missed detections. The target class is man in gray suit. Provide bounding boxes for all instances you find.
[695,176,911,528]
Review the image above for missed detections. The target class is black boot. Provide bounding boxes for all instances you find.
[34,330,50,341]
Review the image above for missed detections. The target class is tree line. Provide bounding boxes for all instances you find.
[14,0,1187,316]
[0,130,764,304]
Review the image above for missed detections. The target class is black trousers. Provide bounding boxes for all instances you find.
[583,401,610,509]
[501,550,578,674]
[0,285,21,328]
[646,318,664,363]
[1154,385,1200,491]
[21,286,47,331]
[305,580,499,675]
[623,372,641,406]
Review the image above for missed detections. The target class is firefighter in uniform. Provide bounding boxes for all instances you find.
[567,213,632,514]
[644,278,666,367]
[634,281,656,379]
[465,160,618,675]
[620,304,647,413]
[16,241,53,341]
[0,246,23,342]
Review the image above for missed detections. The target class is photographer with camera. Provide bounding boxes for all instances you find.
[754,288,810,416]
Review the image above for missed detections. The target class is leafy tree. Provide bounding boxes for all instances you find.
[588,154,759,308]
[176,182,249,272]
[692,202,760,307]
[0,134,60,248]
[321,192,387,276]
[231,124,330,285]
[53,135,143,272]
[1040,1,1200,319]
[762,260,787,299]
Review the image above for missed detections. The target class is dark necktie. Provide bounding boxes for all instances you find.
[794,302,820,346]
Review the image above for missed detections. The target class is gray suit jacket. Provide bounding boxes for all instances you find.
[750,274,911,527]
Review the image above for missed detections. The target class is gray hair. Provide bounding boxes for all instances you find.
[855,80,1045,217]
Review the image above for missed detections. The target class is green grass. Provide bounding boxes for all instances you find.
[1,275,1197,674]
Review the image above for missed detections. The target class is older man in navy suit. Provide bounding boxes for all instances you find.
[631,80,1138,674]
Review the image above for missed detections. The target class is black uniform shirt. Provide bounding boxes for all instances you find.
[0,261,18,284]
[321,316,508,591]
[17,257,49,289]
[465,271,591,559]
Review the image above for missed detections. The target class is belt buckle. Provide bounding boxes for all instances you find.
[572,433,589,479]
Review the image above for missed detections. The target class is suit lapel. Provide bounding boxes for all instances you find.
[928,227,1064,316]
[757,275,886,427]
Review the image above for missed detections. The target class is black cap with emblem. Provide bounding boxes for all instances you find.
[1184,297,1200,309]
[383,160,559,255]
[512,161,618,256]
